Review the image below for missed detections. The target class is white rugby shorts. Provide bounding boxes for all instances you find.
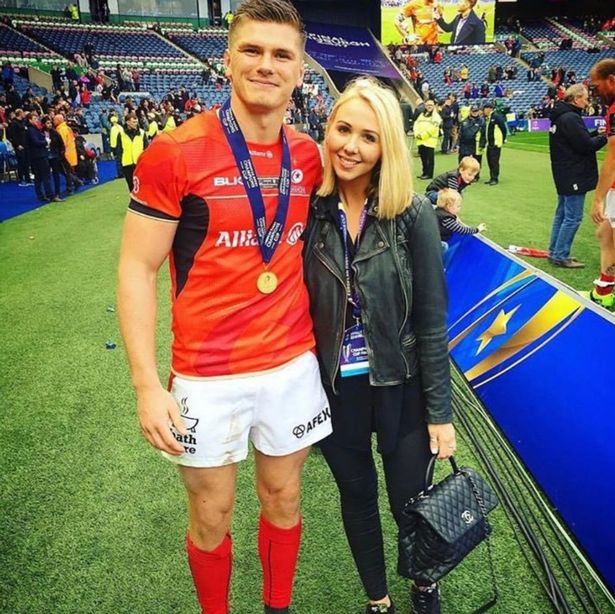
[606,189,615,229]
[161,351,332,467]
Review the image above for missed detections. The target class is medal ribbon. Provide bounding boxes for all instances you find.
[337,201,368,319]
[219,98,292,266]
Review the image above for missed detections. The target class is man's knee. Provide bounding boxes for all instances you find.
[596,221,613,244]
[257,476,301,517]
[181,465,236,545]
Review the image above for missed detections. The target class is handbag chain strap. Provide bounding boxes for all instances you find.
[464,470,498,613]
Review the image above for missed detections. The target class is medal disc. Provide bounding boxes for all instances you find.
[257,271,278,294]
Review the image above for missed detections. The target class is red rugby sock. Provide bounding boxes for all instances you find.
[595,273,615,296]
[186,533,232,614]
[258,514,302,609]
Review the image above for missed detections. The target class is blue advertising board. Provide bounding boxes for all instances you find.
[305,22,399,79]
[445,235,615,595]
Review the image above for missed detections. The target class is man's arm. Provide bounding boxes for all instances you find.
[117,211,186,455]
[435,15,455,34]
[592,134,615,223]
[559,115,607,155]
[472,13,486,44]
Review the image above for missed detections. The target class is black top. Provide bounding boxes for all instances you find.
[325,200,430,455]
[549,101,606,196]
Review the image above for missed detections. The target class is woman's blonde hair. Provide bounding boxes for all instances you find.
[318,77,413,220]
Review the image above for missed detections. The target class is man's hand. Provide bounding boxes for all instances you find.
[591,196,606,224]
[137,385,187,455]
[427,423,456,460]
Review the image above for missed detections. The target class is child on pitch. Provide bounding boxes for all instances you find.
[425,155,480,206]
[436,188,486,250]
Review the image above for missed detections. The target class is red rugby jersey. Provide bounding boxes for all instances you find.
[129,111,322,377]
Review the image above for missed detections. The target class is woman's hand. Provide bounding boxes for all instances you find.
[427,423,456,460]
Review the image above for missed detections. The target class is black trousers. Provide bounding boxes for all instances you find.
[441,126,452,153]
[15,148,30,183]
[417,145,434,178]
[123,164,135,191]
[49,157,63,196]
[486,146,501,181]
[31,157,52,200]
[61,158,75,191]
[319,384,432,601]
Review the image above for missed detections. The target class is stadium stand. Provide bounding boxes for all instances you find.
[519,20,576,50]
[0,22,53,56]
[393,47,548,115]
[521,49,615,82]
[167,29,227,59]
[19,22,188,60]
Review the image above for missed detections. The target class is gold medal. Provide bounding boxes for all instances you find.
[257,271,278,294]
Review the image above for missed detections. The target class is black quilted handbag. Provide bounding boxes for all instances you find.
[398,455,498,610]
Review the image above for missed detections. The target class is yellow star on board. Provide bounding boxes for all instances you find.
[476,306,520,355]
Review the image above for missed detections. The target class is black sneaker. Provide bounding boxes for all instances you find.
[411,583,440,614]
[365,601,396,613]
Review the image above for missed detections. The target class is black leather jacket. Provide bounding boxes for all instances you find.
[303,192,452,424]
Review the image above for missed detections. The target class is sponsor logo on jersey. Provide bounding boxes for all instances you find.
[132,175,140,194]
[214,223,306,248]
[286,222,304,246]
[213,169,307,195]
[213,176,281,189]
[248,149,274,159]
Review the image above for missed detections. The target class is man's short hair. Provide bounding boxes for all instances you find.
[592,58,615,80]
[564,84,587,103]
[229,0,306,47]
[467,0,478,8]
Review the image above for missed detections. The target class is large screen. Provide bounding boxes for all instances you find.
[381,0,496,46]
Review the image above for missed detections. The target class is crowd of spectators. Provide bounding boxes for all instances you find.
[388,42,610,123]
[390,46,521,105]
[581,16,615,35]
[1,50,331,201]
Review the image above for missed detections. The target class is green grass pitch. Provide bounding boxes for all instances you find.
[1,133,613,613]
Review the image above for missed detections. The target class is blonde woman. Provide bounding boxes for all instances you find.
[303,78,455,614]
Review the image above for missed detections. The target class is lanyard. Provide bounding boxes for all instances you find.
[219,98,292,266]
[337,201,368,319]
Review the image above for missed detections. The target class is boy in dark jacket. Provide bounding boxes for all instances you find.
[425,156,480,205]
[548,84,607,268]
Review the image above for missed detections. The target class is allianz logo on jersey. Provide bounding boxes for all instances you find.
[213,169,305,192]
[215,222,305,248]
